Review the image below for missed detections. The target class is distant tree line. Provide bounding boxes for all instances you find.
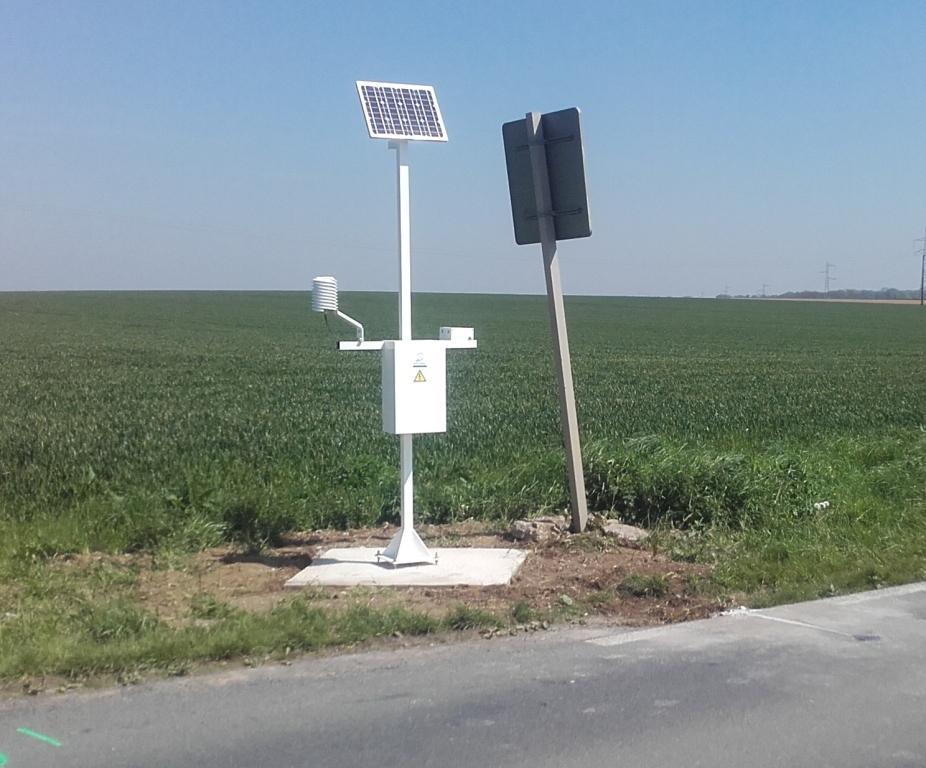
[717,288,918,300]
[775,288,918,300]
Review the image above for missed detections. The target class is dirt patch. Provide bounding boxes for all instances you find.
[8,521,725,697]
[129,521,720,628]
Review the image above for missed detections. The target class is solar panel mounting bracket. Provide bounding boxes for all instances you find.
[514,134,577,151]
[526,207,585,220]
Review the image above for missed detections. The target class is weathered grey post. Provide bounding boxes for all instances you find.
[524,112,588,533]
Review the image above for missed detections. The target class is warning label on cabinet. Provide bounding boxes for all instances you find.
[414,370,426,383]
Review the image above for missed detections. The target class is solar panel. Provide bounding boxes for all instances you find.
[356,81,448,142]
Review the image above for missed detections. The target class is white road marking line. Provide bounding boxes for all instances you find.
[745,612,856,638]
[586,626,673,647]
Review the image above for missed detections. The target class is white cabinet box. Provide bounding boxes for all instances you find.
[439,326,474,342]
[381,341,447,435]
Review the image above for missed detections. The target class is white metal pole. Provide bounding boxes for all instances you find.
[920,226,925,307]
[395,139,413,537]
[400,431,414,532]
[380,139,432,565]
[396,140,412,341]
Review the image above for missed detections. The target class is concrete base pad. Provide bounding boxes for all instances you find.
[284,547,528,588]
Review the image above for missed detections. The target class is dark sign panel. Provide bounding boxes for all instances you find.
[502,107,591,245]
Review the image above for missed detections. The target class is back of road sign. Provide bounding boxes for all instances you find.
[502,107,591,245]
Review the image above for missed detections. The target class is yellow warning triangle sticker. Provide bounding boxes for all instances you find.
[414,370,426,383]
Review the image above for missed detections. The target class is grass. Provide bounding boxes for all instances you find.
[0,590,444,681]
[618,574,669,598]
[0,291,925,679]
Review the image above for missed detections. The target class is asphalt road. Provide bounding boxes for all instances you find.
[2,582,926,768]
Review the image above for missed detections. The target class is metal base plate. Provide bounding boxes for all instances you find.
[377,526,435,566]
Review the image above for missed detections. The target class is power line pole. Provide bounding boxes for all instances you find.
[821,262,836,297]
[915,227,926,307]
[761,283,769,298]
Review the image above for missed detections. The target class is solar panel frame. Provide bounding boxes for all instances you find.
[356,81,449,142]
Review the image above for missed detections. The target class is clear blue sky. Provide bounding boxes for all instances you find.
[2,0,925,296]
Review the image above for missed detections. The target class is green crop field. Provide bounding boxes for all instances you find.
[1,291,925,678]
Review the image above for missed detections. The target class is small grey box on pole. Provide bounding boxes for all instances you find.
[502,108,590,533]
